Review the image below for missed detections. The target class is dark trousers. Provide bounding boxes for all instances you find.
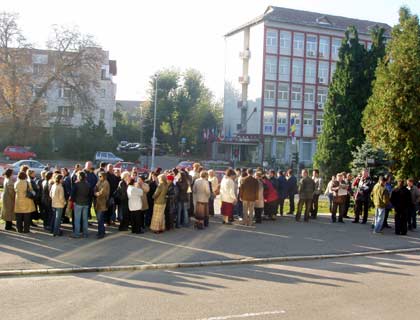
[5,221,14,230]
[395,209,408,235]
[277,197,285,215]
[332,202,345,222]
[354,199,369,223]
[343,195,351,217]
[296,198,312,221]
[255,208,263,223]
[383,208,391,227]
[43,205,53,230]
[130,211,144,234]
[209,197,215,216]
[145,205,153,227]
[119,203,130,231]
[16,213,31,233]
[106,200,116,224]
[408,206,417,229]
[288,194,295,214]
[310,194,320,218]
[264,201,277,218]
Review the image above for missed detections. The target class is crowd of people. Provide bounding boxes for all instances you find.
[1,161,419,238]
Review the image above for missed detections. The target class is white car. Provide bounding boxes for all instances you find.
[94,151,123,165]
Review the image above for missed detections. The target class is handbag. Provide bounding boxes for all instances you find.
[26,182,36,200]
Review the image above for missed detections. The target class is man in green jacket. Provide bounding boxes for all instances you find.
[296,169,315,222]
[371,176,390,234]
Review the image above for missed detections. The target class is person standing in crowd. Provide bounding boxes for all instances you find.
[324,175,336,214]
[146,172,158,228]
[94,172,110,238]
[383,174,393,229]
[262,174,279,221]
[127,178,144,234]
[193,171,211,229]
[84,161,98,221]
[61,168,72,223]
[390,179,411,235]
[116,171,130,231]
[2,168,15,231]
[165,175,177,230]
[353,169,374,224]
[176,171,190,228]
[150,174,169,234]
[220,169,237,225]
[296,169,315,222]
[254,171,265,223]
[277,170,288,216]
[286,169,298,215]
[208,170,219,217]
[233,169,246,221]
[70,171,91,238]
[331,173,347,223]
[371,176,390,234]
[343,173,353,218]
[27,170,40,227]
[14,171,36,233]
[189,163,201,180]
[239,168,259,226]
[50,174,66,236]
[406,178,420,230]
[41,171,54,231]
[71,164,82,185]
[137,175,150,232]
[310,169,322,219]
[268,170,279,216]
[106,164,120,226]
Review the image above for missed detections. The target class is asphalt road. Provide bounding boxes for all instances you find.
[1,252,419,320]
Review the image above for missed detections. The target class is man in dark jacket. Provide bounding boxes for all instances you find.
[277,170,288,216]
[353,169,374,224]
[286,169,298,215]
[390,180,411,235]
[296,169,315,222]
[106,164,120,225]
[84,161,98,220]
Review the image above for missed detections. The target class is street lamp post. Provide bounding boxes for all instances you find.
[151,75,158,170]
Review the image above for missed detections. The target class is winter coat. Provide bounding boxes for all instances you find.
[1,178,15,221]
[139,182,150,211]
[176,175,190,203]
[277,175,288,198]
[50,183,66,209]
[298,177,315,200]
[390,187,411,213]
[287,175,298,195]
[371,183,390,208]
[153,181,168,205]
[255,180,265,209]
[263,178,279,203]
[127,185,143,212]
[240,176,259,202]
[14,179,36,214]
[95,179,110,212]
[192,178,211,203]
[220,177,236,204]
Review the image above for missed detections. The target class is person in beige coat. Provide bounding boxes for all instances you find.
[94,172,110,238]
[193,171,211,228]
[50,174,66,236]
[150,174,169,233]
[2,168,15,231]
[138,175,150,231]
[14,171,36,233]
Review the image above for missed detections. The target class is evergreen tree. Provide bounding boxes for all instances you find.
[314,26,385,179]
[350,141,388,178]
[363,7,420,178]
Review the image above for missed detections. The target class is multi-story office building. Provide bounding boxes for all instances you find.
[219,6,390,166]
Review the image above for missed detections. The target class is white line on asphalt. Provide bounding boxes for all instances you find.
[209,221,290,239]
[196,310,286,320]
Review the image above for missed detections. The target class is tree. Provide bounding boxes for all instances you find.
[350,141,389,178]
[363,7,420,178]
[314,26,386,179]
[0,12,103,144]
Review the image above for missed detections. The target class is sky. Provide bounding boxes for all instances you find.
[2,0,419,101]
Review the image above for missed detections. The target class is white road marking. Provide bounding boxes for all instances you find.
[196,310,286,320]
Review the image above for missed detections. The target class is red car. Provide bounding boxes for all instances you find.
[3,146,37,161]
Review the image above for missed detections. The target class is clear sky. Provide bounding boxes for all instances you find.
[2,0,419,101]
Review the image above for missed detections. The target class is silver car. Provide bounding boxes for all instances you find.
[94,151,123,165]
[10,160,47,177]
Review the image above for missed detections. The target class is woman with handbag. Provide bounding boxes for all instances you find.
[94,172,110,238]
[14,171,36,233]
[50,174,66,236]
[331,173,347,223]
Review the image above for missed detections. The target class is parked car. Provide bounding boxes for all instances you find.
[177,161,195,169]
[94,152,123,165]
[3,146,37,161]
[114,161,139,172]
[9,160,46,177]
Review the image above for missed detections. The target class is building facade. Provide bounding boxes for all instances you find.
[220,6,390,166]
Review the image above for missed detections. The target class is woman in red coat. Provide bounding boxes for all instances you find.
[262,175,279,220]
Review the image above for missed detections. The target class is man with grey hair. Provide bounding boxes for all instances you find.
[296,169,315,222]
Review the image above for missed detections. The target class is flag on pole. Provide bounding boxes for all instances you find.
[290,117,296,145]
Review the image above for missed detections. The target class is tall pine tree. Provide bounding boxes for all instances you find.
[314,26,385,179]
[363,7,420,178]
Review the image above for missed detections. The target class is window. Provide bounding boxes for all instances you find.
[319,37,330,58]
[304,86,315,102]
[293,33,304,56]
[306,35,317,57]
[33,64,43,75]
[318,62,329,84]
[332,38,342,60]
[292,58,303,82]
[291,86,302,102]
[100,109,105,120]
[316,114,324,134]
[305,60,316,84]
[32,86,46,97]
[280,31,291,54]
[276,140,286,159]
[264,82,276,106]
[265,56,277,80]
[57,106,74,118]
[263,111,274,134]
[330,62,337,82]
[303,113,313,126]
[32,54,48,64]
[101,68,108,80]
[278,84,289,101]
[317,88,328,108]
[59,87,72,98]
[302,142,312,161]
[100,89,106,98]
[277,111,288,135]
[266,29,278,54]
[290,112,301,126]
[278,57,290,81]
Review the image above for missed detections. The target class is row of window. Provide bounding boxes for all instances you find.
[264,82,328,108]
[263,139,314,162]
[57,106,106,120]
[263,110,323,135]
[265,56,336,83]
[32,86,107,99]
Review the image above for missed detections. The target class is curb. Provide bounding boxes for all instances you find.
[1,247,420,277]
